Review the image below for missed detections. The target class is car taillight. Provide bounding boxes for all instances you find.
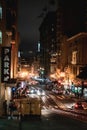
[75,104,78,108]
[82,104,84,107]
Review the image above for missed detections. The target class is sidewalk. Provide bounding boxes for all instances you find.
[0,109,87,130]
[0,115,42,130]
[0,116,19,130]
[64,93,85,101]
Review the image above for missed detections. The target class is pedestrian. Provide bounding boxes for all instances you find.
[3,100,7,116]
[9,100,14,119]
[8,100,17,119]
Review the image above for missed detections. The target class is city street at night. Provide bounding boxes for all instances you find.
[0,109,87,130]
[0,0,87,130]
[0,89,87,130]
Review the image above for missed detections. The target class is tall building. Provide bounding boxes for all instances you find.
[5,0,19,79]
[55,0,87,84]
[39,0,87,77]
[56,0,87,69]
[0,0,6,116]
[39,11,57,75]
[67,32,87,78]
[0,0,19,116]
[56,0,64,69]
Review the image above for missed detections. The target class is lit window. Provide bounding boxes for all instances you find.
[51,27,54,31]
[38,41,40,52]
[71,51,77,65]
[0,31,2,44]
[0,6,2,19]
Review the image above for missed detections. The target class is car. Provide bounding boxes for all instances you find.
[25,87,37,96]
[81,101,87,110]
[52,88,58,94]
[72,102,84,109]
[37,89,45,96]
[52,88,63,94]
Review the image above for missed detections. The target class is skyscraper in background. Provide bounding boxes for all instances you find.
[56,0,87,68]
[39,0,87,75]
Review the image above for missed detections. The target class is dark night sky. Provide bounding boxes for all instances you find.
[18,0,85,54]
[18,0,57,52]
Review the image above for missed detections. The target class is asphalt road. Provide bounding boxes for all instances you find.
[0,109,87,130]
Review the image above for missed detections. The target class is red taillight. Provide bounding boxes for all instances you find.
[75,104,78,108]
[82,104,84,107]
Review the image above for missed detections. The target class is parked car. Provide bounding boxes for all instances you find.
[72,101,87,110]
[82,101,87,110]
[37,89,45,96]
[52,88,63,94]
[72,101,84,109]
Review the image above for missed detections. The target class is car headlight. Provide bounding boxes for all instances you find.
[37,91,41,95]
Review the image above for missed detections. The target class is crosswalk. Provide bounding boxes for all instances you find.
[41,94,68,111]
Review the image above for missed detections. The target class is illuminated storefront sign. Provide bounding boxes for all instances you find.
[1,47,11,82]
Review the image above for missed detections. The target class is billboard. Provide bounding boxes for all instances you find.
[1,47,11,83]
